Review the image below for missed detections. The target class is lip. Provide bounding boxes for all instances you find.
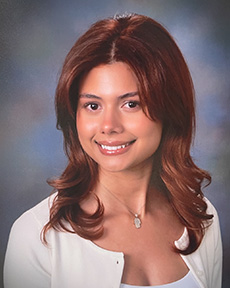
[95,140,136,156]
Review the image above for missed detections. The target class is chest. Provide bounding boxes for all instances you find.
[93,215,188,286]
[48,226,210,288]
[121,234,189,285]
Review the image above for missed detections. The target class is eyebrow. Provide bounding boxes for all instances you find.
[78,91,139,100]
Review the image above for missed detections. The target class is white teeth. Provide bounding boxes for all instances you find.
[101,144,127,150]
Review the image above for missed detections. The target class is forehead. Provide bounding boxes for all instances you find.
[78,62,139,96]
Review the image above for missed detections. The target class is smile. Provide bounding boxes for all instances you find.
[101,143,129,150]
[95,140,135,155]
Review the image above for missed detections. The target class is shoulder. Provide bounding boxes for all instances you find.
[199,198,222,282]
[183,198,223,287]
[7,193,57,251]
[4,194,57,288]
[203,197,221,243]
[204,197,218,217]
[12,193,56,233]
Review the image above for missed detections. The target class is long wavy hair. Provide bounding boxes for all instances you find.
[43,13,213,254]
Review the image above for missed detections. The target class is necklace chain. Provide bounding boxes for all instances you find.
[100,182,146,229]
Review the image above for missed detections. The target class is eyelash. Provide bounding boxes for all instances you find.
[83,102,100,111]
[82,100,141,111]
[123,101,140,109]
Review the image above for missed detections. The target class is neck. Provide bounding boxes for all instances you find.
[96,167,156,216]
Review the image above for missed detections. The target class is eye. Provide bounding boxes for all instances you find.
[123,101,140,109]
[128,101,138,108]
[84,102,100,111]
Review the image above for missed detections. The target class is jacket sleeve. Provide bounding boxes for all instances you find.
[209,200,223,288]
[4,210,51,288]
[182,198,223,288]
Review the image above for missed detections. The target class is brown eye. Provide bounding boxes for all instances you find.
[123,101,140,109]
[89,103,99,110]
[84,102,100,111]
[128,101,138,108]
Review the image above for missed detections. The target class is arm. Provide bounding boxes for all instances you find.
[4,210,51,288]
[209,201,223,288]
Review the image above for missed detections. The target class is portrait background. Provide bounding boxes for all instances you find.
[0,0,229,287]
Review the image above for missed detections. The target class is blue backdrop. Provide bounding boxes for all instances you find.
[1,0,229,287]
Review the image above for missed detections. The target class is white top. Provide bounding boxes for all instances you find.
[120,228,200,288]
[120,271,199,288]
[4,194,222,288]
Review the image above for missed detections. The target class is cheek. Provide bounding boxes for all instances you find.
[142,121,163,148]
[76,115,97,141]
[132,117,162,138]
[123,117,148,132]
[147,122,162,136]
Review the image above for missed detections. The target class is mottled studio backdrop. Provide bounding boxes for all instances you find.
[0,0,229,287]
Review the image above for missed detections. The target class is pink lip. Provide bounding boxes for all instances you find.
[95,140,135,156]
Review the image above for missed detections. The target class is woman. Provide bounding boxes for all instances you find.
[4,13,222,288]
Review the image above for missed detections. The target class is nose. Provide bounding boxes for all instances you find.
[100,108,124,134]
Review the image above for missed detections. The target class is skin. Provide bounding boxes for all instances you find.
[77,62,162,175]
[76,62,188,285]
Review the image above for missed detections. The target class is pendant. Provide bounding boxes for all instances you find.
[134,214,141,229]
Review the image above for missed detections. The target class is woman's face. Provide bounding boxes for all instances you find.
[76,62,162,173]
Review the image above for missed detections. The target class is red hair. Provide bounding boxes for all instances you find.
[43,13,213,254]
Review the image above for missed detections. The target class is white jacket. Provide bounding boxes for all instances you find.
[4,195,222,288]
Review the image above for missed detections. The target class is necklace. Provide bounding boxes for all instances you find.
[100,182,146,229]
